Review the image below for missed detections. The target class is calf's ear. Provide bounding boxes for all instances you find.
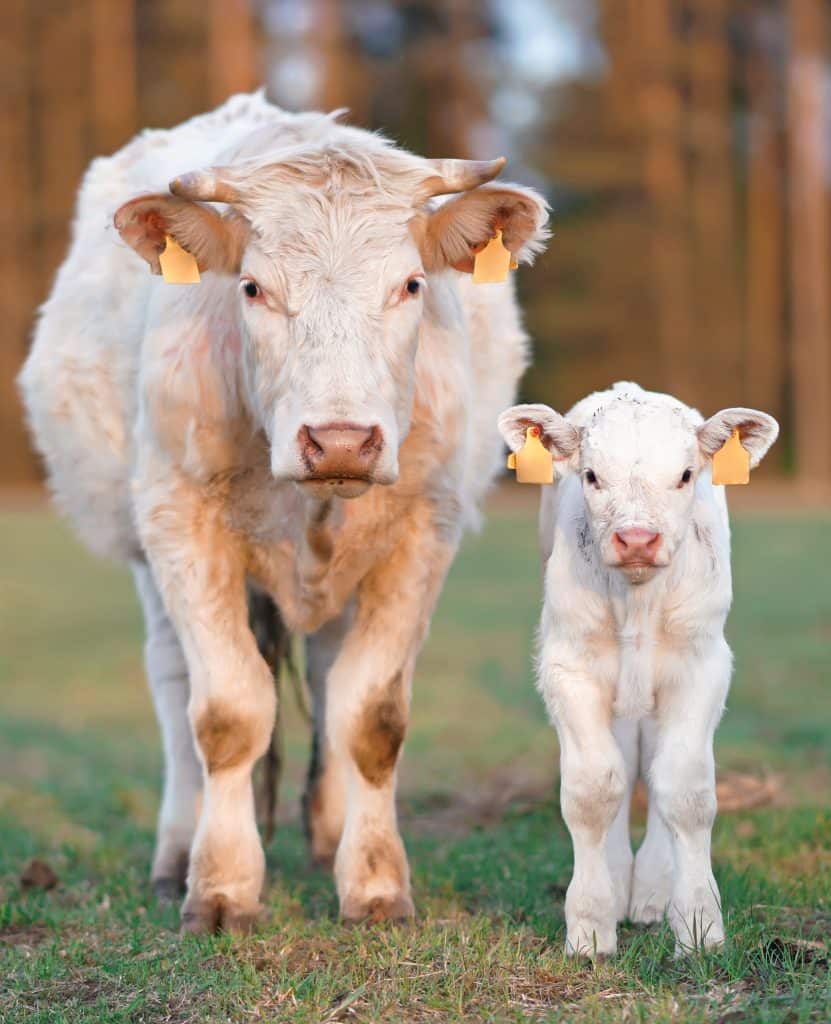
[698,408,779,469]
[497,403,581,461]
[114,194,249,275]
[418,183,549,273]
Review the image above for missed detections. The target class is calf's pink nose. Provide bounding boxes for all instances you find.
[299,423,383,479]
[613,528,662,563]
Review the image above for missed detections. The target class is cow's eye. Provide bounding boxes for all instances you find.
[679,468,693,486]
[241,279,260,300]
[401,276,425,301]
[585,469,598,486]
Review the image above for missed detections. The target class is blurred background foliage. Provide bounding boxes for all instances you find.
[2,0,830,491]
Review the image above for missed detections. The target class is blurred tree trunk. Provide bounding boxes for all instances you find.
[0,0,37,483]
[745,8,786,458]
[638,0,694,400]
[209,0,259,105]
[91,0,137,154]
[787,0,831,484]
[33,1,87,293]
[688,0,741,410]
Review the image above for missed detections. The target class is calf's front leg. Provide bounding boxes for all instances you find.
[649,645,730,953]
[325,519,456,922]
[137,477,275,934]
[545,665,626,956]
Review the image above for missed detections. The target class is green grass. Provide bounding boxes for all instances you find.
[1,493,829,1022]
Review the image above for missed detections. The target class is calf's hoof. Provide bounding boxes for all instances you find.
[180,893,260,936]
[341,891,415,925]
[670,910,725,955]
[565,918,618,959]
[629,872,671,925]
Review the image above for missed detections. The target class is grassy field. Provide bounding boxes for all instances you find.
[1,492,829,1023]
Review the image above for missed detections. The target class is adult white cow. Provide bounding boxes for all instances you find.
[20,92,549,934]
[498,382,778,957]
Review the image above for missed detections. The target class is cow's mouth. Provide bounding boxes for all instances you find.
[298,477,374,500]
[614,560,664,584]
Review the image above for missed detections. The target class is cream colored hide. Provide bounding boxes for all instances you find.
[19,92,549,933]
[498,382,779,957]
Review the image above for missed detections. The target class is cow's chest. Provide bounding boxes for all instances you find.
[223,463,401,634]
[608,590,688,718]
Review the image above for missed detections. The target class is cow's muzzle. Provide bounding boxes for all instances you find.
[296,422,384,498]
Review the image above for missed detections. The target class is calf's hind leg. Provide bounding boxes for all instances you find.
[132,561,201,901]
[630,716,674,924]
[607,718,637,922]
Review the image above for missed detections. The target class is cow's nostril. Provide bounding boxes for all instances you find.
[299,422,384,479]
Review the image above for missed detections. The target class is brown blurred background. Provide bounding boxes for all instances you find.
[1,0,830,493]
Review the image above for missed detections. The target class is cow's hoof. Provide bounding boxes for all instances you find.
[180,894,260,936]
[341,892,415,925]
[152,876,185,905]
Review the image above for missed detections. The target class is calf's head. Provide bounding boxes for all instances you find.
[499,387,779,583]
[115,126,548,498]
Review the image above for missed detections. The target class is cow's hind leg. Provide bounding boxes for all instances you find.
[132,561,201,901]
[303,611,352,869]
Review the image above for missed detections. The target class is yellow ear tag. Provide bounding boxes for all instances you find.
[712,428,750,485]
[507,427,554,484]
[473,229,515,284]
[159,235,200,284]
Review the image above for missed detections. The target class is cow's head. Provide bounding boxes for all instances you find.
[115,126,548,498]
[498,385,779,583]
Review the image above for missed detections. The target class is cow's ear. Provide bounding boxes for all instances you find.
[114,193,248,275]
[498,403,580,462]
[698,407,779,469]
[418,183,549,273]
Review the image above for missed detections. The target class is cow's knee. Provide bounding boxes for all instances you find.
[349,672,407,786]
[193,691,274,775]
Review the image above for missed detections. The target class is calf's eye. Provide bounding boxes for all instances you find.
[680,468,693,486]
[585,469,598,486]
[406,278,421,296]
[242,280,260,299]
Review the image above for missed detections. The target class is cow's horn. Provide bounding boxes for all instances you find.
[169,169,240,204]
[423,156,506,196]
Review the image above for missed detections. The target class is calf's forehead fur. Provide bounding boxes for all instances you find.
[571,387,703,480]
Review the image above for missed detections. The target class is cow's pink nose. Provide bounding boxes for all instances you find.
[299,423,383,479]
[612,528,662,564]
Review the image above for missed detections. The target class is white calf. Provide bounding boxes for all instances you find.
[498,382,779,956]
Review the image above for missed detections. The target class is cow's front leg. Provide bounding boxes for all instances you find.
[650,645,730,953]
[546,667,626,957]
[137,481,275,935]
[325,523,455,923]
